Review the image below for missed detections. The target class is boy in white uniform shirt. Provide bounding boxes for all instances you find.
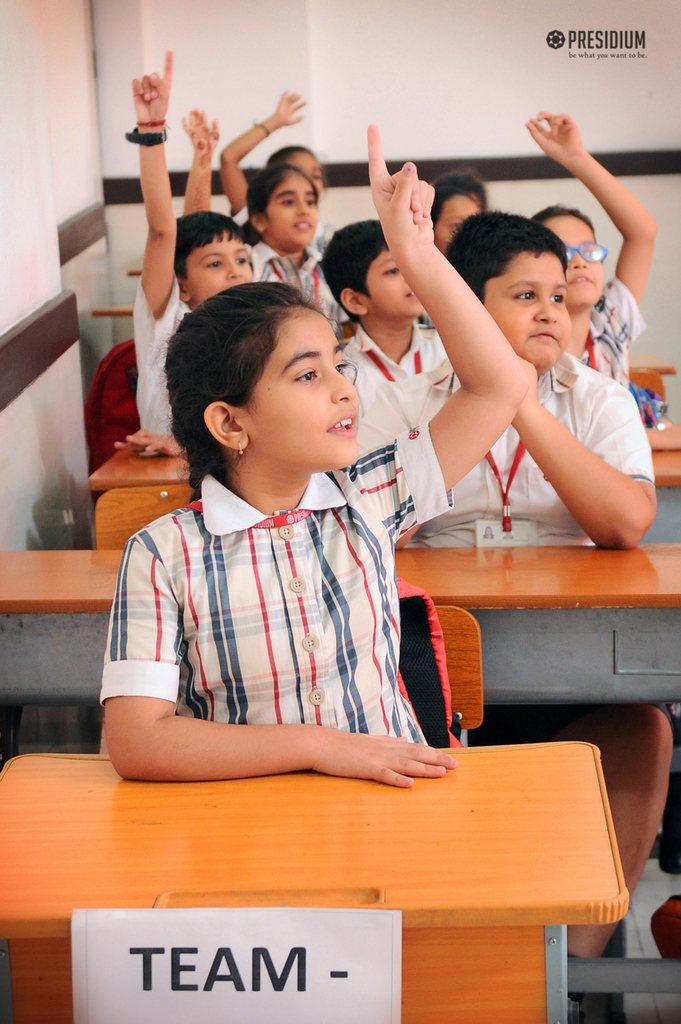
[322,220,445,419]
[359,211,671,959]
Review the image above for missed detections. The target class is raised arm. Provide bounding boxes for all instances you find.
[219,92,305,215]
[367,126,529,491]
[526,111,657,304]
[134,51,177,318]
[183,109,220,215]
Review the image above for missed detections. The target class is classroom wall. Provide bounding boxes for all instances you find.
[0,0,97,550]
[92,0,680,174]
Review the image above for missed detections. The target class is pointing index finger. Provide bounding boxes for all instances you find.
[163,50,174,89]
[367,124,390,192]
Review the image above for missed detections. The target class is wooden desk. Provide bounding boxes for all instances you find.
[88,449,187,492]
[91,305,133,317]
[0,749,626,1023]
[641,451,681,543]
[652,450,681,488]
[629,352,677,375]
[396,546,681,703]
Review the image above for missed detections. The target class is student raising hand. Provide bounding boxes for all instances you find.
[182,109,220,215]
[525,110,587,166]
[132,50,173,127]
[182,109,220,159]
[367,125,434,255]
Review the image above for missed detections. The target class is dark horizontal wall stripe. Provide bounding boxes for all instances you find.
[58,202,107,265]
[102,149,681,204]
[0,292,79,414]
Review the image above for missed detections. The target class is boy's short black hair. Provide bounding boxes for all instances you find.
[174,211,245,278]
[431,167,487,227]
[321,220,387,322]
[446,211,568,302]
[532,203,596,236]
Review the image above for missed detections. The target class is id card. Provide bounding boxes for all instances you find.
[475,518,538,547]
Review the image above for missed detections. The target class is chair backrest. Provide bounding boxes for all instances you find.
[95,484,193,549]
[630,368,666,401]
[84,339,140,475]
[435,605,483,730]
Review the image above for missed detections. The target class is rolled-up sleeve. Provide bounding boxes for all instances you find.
[101,535,183,704]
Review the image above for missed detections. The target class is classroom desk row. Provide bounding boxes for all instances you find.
[2,546,681,715]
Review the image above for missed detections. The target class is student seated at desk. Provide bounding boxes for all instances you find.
[101,130,529,790]
[121,52,253,458]
[321,220,445,418]
[527,110,681,451]
[358,210,672,957]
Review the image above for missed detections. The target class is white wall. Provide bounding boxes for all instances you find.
[93,0,680,176]
[0,0,95,550]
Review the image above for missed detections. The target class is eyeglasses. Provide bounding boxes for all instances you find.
[565,242,608,263]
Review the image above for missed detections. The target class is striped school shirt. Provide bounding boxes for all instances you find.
[101,429,451,740]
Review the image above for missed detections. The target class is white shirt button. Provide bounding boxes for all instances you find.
[309,689,325,705]
[301,634,319,652]
[289,576,305,594]
[278,525,294,540]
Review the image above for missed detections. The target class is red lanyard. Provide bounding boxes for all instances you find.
[252,509,312,530]
[585,331,597,370]
[485,443,526,533]
[270,259,320,304]
[365,348,422,382]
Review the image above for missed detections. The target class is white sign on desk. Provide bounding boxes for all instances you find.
[72,907,401,1024]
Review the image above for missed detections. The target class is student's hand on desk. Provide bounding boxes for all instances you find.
[526,111,587,167]
[132,50,173,125]
[182,109,220,161]
[368,125,435,256]
[311,729,457,789]
[114,430,182,456]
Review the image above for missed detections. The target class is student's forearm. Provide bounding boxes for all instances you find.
[392,245,527,403]
[513,402,656,547]
[184,149,212,215]
[219,120,276,215]
[140,141,176,235]
[560,151,656,242]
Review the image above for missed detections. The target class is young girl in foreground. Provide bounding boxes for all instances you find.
[102,129,528,786]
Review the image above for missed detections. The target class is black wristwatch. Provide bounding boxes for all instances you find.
[125,126,167,146]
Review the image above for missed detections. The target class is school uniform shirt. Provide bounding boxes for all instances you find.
[133,278,190,435]
[343,323,446,421]
[250,240,346,333]
[101,428,451,739]
[581,277,646,385]
[358,352,654,547]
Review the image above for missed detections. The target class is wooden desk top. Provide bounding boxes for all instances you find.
[0,749,626,938]
[91,305,133,317]
[3,545,681,613]
[395,544,681,609]
[88,449,188,491]
[629,352,677,375]
[653,450,681,487]
[0,551,120,613]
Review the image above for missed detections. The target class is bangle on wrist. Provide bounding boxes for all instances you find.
[254,121,271,137]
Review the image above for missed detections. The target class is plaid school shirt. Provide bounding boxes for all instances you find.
[582,277,646,386]
[101,429,451,740]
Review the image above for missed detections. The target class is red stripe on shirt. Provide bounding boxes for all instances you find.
[150,556,163,662]
[248,530,283,724]
[332,509,391,734]
[284,541,321,725]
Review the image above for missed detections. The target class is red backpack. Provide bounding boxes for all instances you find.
[84,340,140,474]
[397,577,463,748]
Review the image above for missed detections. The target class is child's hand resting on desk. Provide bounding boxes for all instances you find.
[132,50,173,126]
[114,430,182,456]
[525,111,587,167]
[367,125,434,256]
[311,728,457,789]
[182,109,220,162]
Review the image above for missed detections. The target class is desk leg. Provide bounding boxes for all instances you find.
[0,708,22,765]
[545,925,570,1024]
[0,940,14,1024]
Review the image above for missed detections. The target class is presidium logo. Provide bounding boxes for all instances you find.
[546,28,646,57]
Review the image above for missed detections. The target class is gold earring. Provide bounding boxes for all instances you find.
[238,442,243,457]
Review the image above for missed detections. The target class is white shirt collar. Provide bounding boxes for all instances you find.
[201,473,347,535]
[251,240,322,267]
[354,322,422,366]
[425,354,580,402]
